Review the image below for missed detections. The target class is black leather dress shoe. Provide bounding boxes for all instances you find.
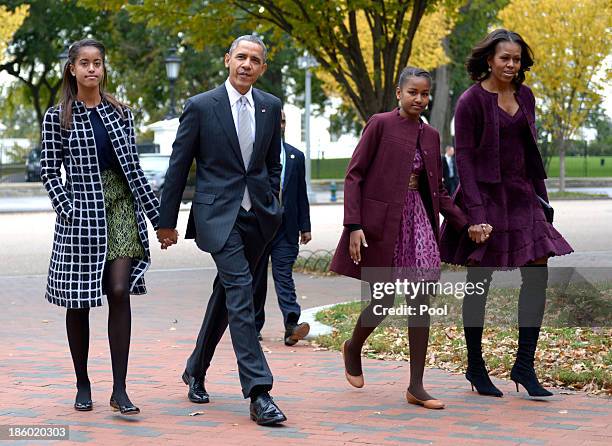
[110,396,140,415]
[284,322,310,346]
[249,393,287,425]
[182,371,210,404]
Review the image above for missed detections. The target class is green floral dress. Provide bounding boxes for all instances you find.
[101,169,144,261]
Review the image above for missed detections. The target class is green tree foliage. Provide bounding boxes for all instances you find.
[0,85,40,140]
[0,0,108,137]
[81,2,328,123]
[500,0,612,190]
[118,0,441,121]
[587,107,612,156]
[447,0,509,111]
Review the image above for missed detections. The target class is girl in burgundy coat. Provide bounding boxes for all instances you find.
[330,67,480,410]
[439,29,573,398]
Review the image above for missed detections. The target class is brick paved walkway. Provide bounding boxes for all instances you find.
[0,270,609,445]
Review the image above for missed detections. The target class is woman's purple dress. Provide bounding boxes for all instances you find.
[392,145,441,280]
[454,107,572,267]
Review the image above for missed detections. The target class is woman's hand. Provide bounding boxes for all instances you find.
[468,223,493,243]
[349,229,368,264]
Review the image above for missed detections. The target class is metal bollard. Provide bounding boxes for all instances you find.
[330,180,337,202]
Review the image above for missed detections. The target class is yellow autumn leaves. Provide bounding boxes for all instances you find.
[499,0,612,140]
[318,5,457,103]
[0,5,29,61]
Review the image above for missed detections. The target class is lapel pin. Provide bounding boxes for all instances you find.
[261,108,266,113]
[290,154,295,159]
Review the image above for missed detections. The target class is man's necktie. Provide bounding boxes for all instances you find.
[237,96,253,210]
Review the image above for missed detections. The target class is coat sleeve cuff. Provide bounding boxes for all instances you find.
[449,213,469,232]
[60,203,73,224]
[467,206,487,225]
[345,224,362,232]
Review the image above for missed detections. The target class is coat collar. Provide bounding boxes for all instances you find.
[282,142,296,189]
[471,81,525,98]
[71,97,124,119]
[471,82,538,146]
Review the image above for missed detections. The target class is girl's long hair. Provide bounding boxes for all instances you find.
[58,38,126,128]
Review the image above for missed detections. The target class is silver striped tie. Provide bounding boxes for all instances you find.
[237,96,253,211]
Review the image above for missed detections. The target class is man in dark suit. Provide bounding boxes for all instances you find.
[253,111,312,346]
[442,145,459,196]
[156,35,286,425]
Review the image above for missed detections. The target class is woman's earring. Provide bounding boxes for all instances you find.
[487,66,492,72]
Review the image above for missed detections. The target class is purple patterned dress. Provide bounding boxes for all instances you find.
[392,144,441,281]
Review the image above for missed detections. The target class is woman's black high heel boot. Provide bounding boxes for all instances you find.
[465,327,503,397]
[463,267,502,397]
[511,265,553,397]
[510,327,553,396]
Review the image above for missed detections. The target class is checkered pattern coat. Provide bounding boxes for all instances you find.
[41,99,160,309]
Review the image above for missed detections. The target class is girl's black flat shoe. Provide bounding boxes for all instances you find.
[110,396,140,415]
[74,400,93,411]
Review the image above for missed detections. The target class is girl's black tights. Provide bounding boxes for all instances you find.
[66,257,134,406]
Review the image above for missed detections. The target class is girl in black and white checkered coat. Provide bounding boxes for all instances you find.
[41,39,169,416]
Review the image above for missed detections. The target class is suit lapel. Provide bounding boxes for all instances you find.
[251,89,267,170]
[212,85,243,168]
[282,144,296,190]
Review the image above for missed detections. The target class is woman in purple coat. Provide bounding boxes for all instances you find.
[440,29,573,398]
[330,67,480,410]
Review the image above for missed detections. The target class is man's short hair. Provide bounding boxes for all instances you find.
[228,34,267,62]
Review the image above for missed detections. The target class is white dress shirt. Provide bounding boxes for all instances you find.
[225,78,255,141]
[445,153,455,178]
[280,140,286,188]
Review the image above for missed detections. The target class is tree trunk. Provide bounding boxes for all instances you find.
[31,86,44,143]
[430,62,451,152]
[558,141,566,192]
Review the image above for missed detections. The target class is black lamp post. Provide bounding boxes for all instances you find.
[164,47,182,119]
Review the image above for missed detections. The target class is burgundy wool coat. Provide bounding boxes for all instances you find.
[447,82,547,225]
[330,109,469,281]
[439,83,556,265]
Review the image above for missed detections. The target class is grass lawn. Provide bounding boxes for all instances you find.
[311,158,350,180]
[548,191,609,199]
[314,292,611,395]
[547,156,612,178]
[311,156,612,180]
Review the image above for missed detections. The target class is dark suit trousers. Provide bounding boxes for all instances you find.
[253,226,301,333]
[445,177,459,196]
[185,208,273,398]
